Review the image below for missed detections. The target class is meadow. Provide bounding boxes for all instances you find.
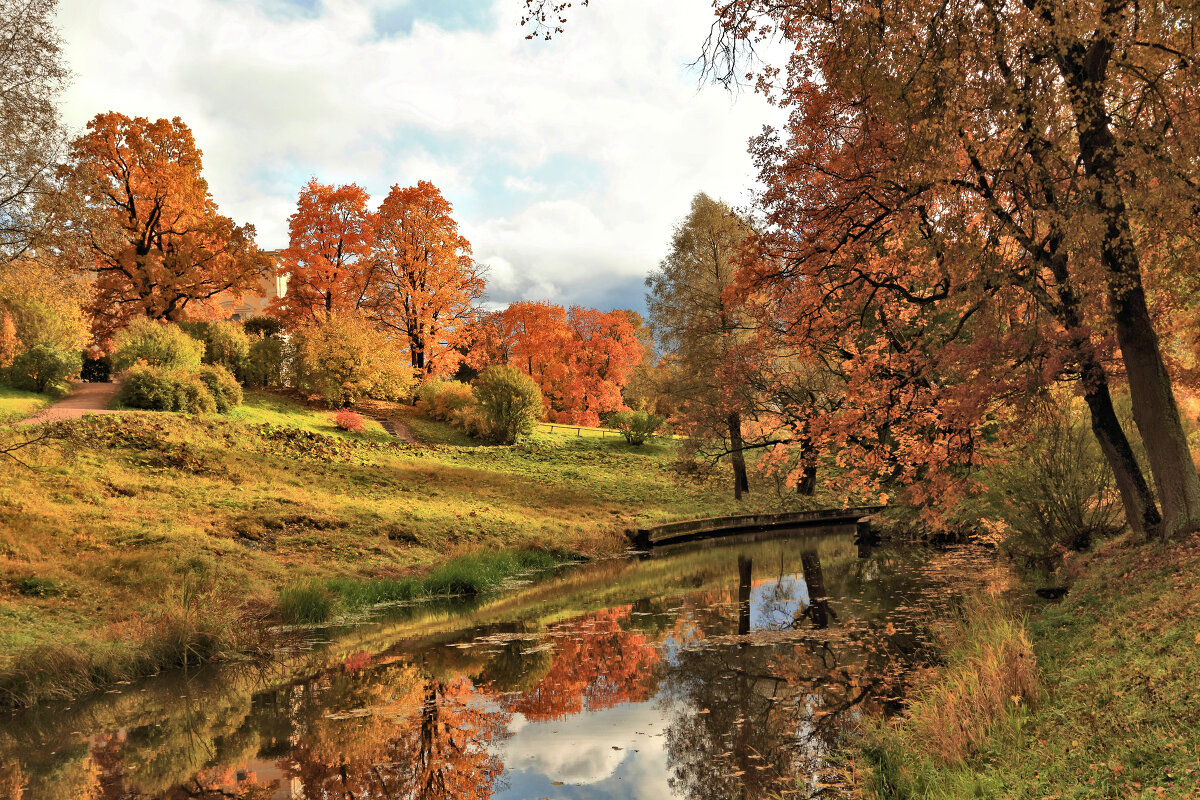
[0,390,796,706]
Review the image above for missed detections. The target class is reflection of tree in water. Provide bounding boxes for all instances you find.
[282,669,509,800]
[502,606,662,722]
[660,550,923,799]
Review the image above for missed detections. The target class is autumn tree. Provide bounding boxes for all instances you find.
[647,193,756,498]
[0,0,67,261]
[367,180,483,377]
[268,178,372,327]
[469,301,644,425]
[693,0,1200,537]
[54,113,269,345]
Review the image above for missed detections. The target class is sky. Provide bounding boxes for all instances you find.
[54,0,777,313]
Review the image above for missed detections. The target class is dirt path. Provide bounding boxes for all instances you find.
[17,381,122,426]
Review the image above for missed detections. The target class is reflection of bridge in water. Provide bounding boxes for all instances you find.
[631,506,885,549]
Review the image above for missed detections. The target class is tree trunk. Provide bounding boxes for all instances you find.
[728,411,749,499]
[796,436,817,496]
[1067,52,1200,538]
[1080,362,1161,537]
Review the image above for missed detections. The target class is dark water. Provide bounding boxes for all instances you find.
[0,529,1005,800]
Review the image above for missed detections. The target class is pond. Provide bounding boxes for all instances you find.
[0,528,1006,800]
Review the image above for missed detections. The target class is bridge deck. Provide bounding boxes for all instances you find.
[630,506,885,548]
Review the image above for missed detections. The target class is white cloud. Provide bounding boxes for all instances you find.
[55,0,779,310]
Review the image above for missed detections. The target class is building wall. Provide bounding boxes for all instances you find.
[216,251,288,321]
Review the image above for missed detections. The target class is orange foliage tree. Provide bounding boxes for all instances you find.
[367,180,483,377]
[55,112,269,345]
[268,178,373,326]
[470,301,644,426]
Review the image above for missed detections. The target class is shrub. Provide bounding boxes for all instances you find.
[242,315,286,339]
[195,364,243,412]
[8,343,81,394]
[0,312,17,369]
[429,382,474,420]
[610,410,666,445]
[117,364,217,414]
[414,377,448,407]
[112,318,204,372]
[181,320,250,378]
[335,409,366,433]
[996,397,1124,572]
[245,334,288,388]
[473,365,544,445]
[291,313,414,407]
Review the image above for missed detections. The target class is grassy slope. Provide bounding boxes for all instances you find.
[859,533,1200,799]
[0,385,51,423]
[0,391,792,689]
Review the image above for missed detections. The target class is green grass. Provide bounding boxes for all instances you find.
[278,548,567,624]
[854,534,1200,798]
[0,384,52,423]
[230,390,393,444]
[0,390,802,707]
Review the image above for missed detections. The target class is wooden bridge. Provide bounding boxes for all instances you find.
[629,506,885,549]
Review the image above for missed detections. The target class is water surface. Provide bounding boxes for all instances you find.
[0,529,1004,799]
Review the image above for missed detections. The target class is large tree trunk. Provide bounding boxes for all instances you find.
[728,411,749,499]
[1080,361,1162,537]
[1066,47,1200,539]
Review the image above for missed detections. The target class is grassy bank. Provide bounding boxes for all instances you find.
[855,533,1200,798]
[0,390,798,707]
[0,385,52,423]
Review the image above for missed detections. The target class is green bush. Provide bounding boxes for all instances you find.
[610,410,666,445]
[278,580,337,625]
[116,365,217,414]
[181,320,250,378]
[291,313,413,407]
[473,365,544,445]
[112,318,204,372]
[8,343,81,394]
[195,364,243,412]
[245,334,288,388]
[414,377,448,407]
[242,315,285,339]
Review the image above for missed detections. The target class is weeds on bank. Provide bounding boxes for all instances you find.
[859,598,1039,797]
[0,579,275,709]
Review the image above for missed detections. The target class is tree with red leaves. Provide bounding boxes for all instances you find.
[367,180,483,377]
[56,112,269,345]
[269,178,372,327]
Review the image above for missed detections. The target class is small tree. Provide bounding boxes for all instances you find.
[112,318,204,372]
[473,365,543,445]
[181,320,250,378]
[291,312,413,407]
[9,343,81,393]
[610,410,666,446]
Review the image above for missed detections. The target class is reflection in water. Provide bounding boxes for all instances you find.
[0,533,1005,800]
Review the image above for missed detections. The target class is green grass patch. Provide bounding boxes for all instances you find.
[279,548,565,624]
[0,383,53,423]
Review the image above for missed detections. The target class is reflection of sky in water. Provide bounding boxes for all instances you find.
[493,701,673,799]
[492,573,814,799]
[752,573,810,629]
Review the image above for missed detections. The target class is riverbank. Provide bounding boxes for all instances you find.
[853,532,1200,798]
[0,391,805,708]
